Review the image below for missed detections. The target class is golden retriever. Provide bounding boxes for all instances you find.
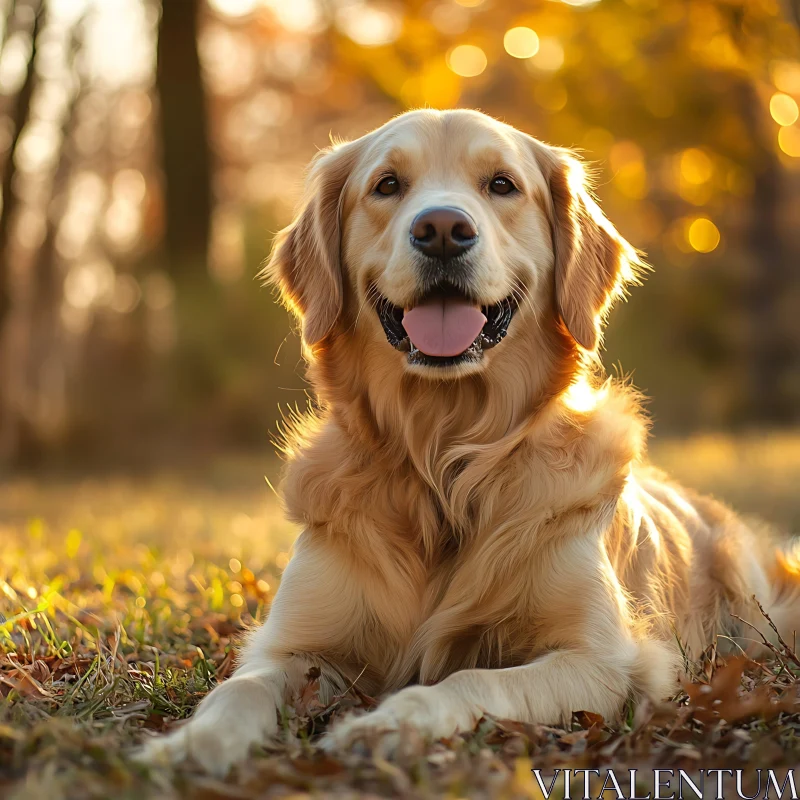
[140,109,800,775]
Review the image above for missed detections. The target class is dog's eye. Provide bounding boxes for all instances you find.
[375,176,400,196]
[489,176,516,195]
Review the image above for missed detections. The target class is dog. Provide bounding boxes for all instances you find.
[140,109,800,775]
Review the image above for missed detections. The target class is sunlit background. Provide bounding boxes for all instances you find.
[0,0,799,469]
[1,6,800,792]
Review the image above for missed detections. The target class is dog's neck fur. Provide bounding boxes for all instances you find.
[316,308,579,451]
[280,313,646,564]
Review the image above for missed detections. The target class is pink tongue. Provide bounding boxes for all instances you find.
[402,297,487,357]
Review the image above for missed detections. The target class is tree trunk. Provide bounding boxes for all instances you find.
[19,23,84,465]
[739,80,796,425]
[155,0,212,278]
[0,0,43,466]
[0,0,41,337]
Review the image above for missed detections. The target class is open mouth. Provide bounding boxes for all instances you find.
[375,284,518,367]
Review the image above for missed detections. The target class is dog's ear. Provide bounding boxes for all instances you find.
[264,140,361,347]
[543,147,643,352]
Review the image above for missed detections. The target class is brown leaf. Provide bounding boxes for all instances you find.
[27,659,51,685]
[50,656,93,681]
[0,671,52,700]
[215,649,236,681]
[574,710,604,729]
[293,670,325,718]
[197,613,240,638]
[558,729,588,746]
[291,755,345,776]
[684,656,790,725]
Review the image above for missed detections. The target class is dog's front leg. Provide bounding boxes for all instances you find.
[324,533,680,752]
[323,649,632,753]
[137,532,360,775]
[137,654,325,775]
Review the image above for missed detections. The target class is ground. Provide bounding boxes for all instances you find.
[3,435,800,799]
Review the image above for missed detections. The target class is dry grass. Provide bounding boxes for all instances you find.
[2,435,800,798]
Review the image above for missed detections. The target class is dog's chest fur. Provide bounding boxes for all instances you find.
[279,388,646,694]
[319,500,545,695]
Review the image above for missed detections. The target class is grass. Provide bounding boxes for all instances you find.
[2,435,800,798]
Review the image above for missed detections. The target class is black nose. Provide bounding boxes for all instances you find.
[410,207,478,261]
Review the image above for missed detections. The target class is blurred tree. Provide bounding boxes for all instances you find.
[155,0,212,276]
[19,17,84,465]
[1,0,799,467]
[155,0,225,436]
[0,0,43,465]
[740,79,794,424]
[787,0,800,27]
[311,0,799,428]
[0,0,41,334]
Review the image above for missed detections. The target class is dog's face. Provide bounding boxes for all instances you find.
[268,110,639,379]
[341,112,554,375]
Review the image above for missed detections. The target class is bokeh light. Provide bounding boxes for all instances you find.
[0,0,799,477]
[581,127,614,155]
[680,148,714,185]
[687,217,721,253]
[778,125,800,157]
[207,0,259,16]
[430,4,470,34]
[110,274,141,314]
[447,45,487,77]
[264,0,323,32]
[770,93,799,127]
[336,4,402,47]
[528,37,564,71]
[504,27,539,59]
[610,141,648,200]
[772,60,800,95]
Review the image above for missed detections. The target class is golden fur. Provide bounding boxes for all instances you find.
[140,110,800,774]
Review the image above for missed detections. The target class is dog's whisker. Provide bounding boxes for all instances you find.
[511,281,540,333]
[352,286,381,334]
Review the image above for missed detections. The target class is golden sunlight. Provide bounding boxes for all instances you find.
[401,61,460,107]
[265,0,322,32]
[687,217,721,253]
[610,141,648,200]
[778,125,800,157]
[207,0,259,16]
[447,44,487,77]
[337,3,402,46]
[772,60,800,94]
[680,148,714,185]
[770,92,800,127]
[504,27,540,59]
[527,37,564,71]
[563,378,606,414]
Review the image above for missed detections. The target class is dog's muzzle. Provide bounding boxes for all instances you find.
[376,283,518,368]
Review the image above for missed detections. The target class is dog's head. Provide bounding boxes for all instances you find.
[267,110,641,379]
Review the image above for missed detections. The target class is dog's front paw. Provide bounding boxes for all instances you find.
[135,721,235,777]
[322,684,475,755]
[134,673,282,776]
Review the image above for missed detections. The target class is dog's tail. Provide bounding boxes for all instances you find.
[763,539,800,649]
[719,518,800,657]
